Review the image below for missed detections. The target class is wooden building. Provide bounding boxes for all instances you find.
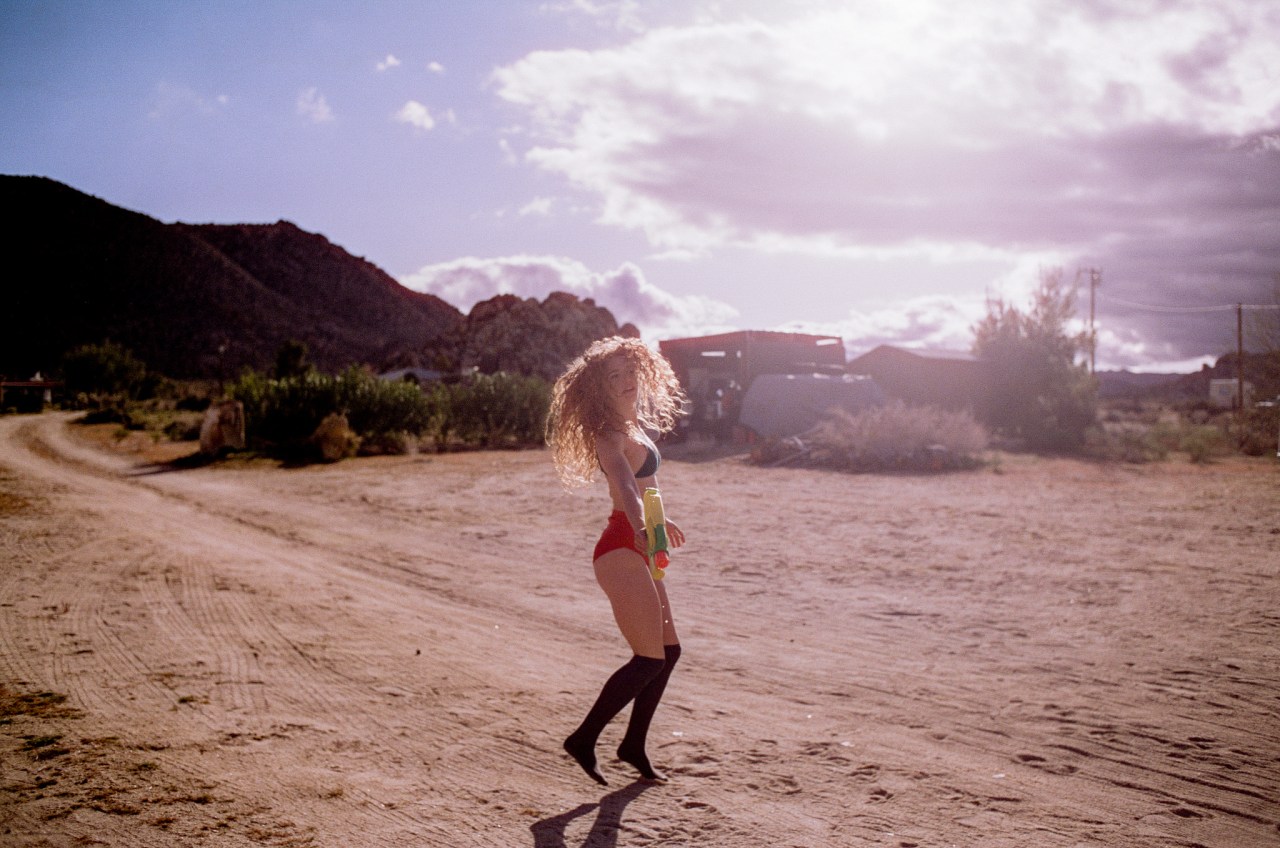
[846,345,990,412]
[0,375,61,413]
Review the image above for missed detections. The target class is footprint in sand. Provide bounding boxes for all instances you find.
[850,763,881,781]
[867,786,893,803]
[1015,752,1078,775]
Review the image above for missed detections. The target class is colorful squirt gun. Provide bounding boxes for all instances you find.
[643,487,671,580]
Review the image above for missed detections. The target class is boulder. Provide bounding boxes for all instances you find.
[198,400,245,455]
[311,412,359,462]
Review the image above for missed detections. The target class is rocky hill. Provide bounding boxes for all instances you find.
[1098,351,1279,403]
[453,292,639,382]
[0,176,633,382]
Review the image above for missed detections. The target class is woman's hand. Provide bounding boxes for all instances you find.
[665,518,685,549]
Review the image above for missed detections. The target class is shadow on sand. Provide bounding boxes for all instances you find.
[531,782,655,848]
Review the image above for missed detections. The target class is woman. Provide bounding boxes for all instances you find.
[546,336,688,786]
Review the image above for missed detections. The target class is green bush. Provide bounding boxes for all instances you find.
[60,341,149,405]
[1233,405,1280,456]
[1083,424,1168,463]
[230,369,342,451]
[229,368,432,455]
[448,372,551,447]
[1181,426,1230,464]
[228,367,550,458]
[335,367,441,441]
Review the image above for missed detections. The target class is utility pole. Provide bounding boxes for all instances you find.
[1237,302,1244,411]
[1079,268,1100,374]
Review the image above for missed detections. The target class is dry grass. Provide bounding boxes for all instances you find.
[759,400,988,471]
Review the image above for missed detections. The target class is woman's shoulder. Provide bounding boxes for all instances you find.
[597,427,628,444]
[595,427,630,454]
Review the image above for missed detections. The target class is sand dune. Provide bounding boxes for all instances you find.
[1,412,1277,847]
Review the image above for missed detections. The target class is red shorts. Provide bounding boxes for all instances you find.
[593,510,645,561]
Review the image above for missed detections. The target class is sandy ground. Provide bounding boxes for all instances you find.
[1,412,1277,848]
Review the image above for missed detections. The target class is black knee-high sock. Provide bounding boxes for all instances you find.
[617,643,681,781]
[564,654,666,786]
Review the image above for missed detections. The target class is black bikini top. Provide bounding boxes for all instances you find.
[600,435,661,479]
[634,441,660,478]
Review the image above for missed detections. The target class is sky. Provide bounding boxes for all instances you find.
[3,0,1278,372]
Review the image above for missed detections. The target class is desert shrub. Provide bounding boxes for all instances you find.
[80,397,206,443]
[335,367,440,442]
[1147,420,1184,453]
[1083,424,1168,463]
[229,368,434,456]
[160,413,205,441]
[360,430,419,456]
[423,382,458,450]
[1232,405,1280,456]
[229,369,341,451]
[796,401,988,472]
[448,372,551,447]
[1181,426,1230,463]
[311,413,359,462]
[273,339,312,380]
[80,400,142,428]
[227,367,547,458]
[60,341,149,405]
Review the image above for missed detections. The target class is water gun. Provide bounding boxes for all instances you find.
[643,487,670,580]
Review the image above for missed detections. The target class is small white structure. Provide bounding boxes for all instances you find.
[1208,378,1254,409]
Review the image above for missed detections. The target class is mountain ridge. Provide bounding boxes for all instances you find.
[1,175,634,382]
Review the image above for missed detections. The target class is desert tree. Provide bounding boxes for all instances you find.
[272,339,312,380]
[972,268,1098,452]
[60,341,149,403]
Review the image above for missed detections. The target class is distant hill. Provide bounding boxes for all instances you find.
[0,176,633,382]
[0,175,463,379]
[1097,352,1280,403]
[1095,369,1182,399]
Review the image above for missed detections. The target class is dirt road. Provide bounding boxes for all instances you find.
[2,412,1277,847]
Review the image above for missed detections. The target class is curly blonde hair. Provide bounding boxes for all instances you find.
[546,336,687,489]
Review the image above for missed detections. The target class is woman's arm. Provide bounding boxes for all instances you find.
[597,430,646,539]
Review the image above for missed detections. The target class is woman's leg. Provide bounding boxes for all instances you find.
[592,548,666,659]
[564,654,664,785]
[564,550,667,785]
[617,578,680,780]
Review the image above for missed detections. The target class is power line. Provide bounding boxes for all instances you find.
[1096,292,1238,313]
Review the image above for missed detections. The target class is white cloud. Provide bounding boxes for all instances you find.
[498,138,519,166]
[518,197,555,217]
[148,82,228,119]
[399,255,738,339]
[428,61,445,74]
[541,0,646,33]
[395,100,435,131]
[493,0,1280,363]
[781,294,987,360]
[296,87,334,123]
[496,1,1280,259]
[377,54,401,71]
